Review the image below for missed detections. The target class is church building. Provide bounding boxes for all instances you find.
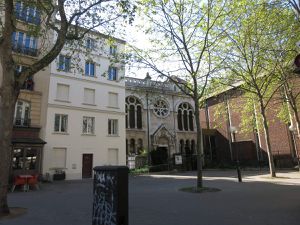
[125,74,197,168]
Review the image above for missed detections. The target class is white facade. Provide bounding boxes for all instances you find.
[41,33,126,180]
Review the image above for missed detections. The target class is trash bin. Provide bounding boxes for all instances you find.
[92,166,129,225]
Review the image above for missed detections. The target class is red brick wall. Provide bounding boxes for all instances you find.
[201,88,297,167]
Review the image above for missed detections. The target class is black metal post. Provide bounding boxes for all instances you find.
[92,166,129,225]
[233,132,242,182]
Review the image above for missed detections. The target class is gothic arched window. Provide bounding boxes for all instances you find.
[129,139,135,154]
[177,102,194,131]
[126,96,143,129]
[179,139,184,154]
[137,139,143,154]
[191,140,195,154]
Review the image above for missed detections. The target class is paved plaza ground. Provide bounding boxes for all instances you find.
[1,170,300,225]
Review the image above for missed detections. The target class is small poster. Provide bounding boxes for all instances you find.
[175,155,182,165]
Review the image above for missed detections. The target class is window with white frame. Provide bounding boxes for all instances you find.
[56,84,70,101]
[109,45,117,55]
[108,119,118,136]
[83,88,95,105]
[57,55,71,72]
[108,92,118,108]
[54,114,68,133]
[108,67,117,80]
[15,1,41,25]
[85,62,95,77]
[14,100,31,127]
[86,38,95,49]
[12,31,38,56]
[83,116,95,134]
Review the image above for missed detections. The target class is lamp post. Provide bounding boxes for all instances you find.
[289,125,300,172]
[230,126,242,182]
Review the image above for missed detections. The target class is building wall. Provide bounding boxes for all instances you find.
[125,78,197,159]
[202,88,299,167]
[42,106,125,179]
[42,34,126,179]
[17,90,42,127]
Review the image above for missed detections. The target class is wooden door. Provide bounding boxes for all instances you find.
[82,154,93,178]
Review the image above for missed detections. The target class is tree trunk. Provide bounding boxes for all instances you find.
[0,70,19,217]
[290,96,300,138]
[259,102,276,177]
[194,99,203,188]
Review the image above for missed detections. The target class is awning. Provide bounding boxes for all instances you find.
[11,137,47,145]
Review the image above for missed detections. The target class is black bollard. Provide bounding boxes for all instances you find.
[93,166,129,225]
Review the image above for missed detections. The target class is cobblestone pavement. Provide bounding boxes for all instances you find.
[1,170,300,225]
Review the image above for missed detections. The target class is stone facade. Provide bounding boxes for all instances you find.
[125,75,197,167]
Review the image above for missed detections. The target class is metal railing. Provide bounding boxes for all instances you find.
[14,118,31,127]
[12,45,38,57]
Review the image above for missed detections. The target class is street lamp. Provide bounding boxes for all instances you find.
[289,125,300,172]
[230,126,242,182]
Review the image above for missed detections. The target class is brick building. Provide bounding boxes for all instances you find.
[200,87,299,168]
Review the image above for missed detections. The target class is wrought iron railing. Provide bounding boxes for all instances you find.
[14,118,31,127]
[12,45,38,57]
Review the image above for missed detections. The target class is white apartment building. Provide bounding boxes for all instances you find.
[41,33,126,180]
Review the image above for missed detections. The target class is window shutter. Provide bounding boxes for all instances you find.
[32,37,37,49]
[35,9,41,24]
[108,92,118,107]
[52,148,67,168]
[25,35,31,48]
[56,84,69,101]
[12,32,16,47]
[85,63,89,75]
[65,57,70,71]
[84,88,95,104]
[28,7,35,23]
[15,2,21,18]
[18,32,24,47]
[91,63,94,76]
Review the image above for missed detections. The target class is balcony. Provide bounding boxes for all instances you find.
[14,118,31,127]
[21,78,34,91]
[16,14,41,25]
[12,45,38,57]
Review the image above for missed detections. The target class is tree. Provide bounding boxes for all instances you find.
[131,0,232,188]
[289,0,300,16]
[0,0,135,216]
[217,0,297,177]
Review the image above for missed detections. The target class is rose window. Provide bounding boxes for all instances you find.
[153,99,169,117]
